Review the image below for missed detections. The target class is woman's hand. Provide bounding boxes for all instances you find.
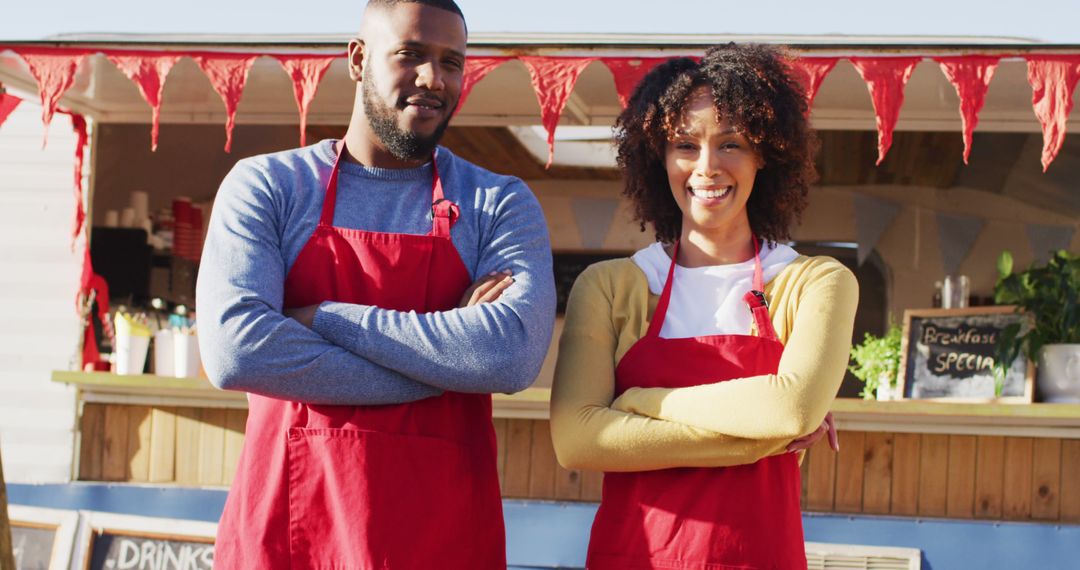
[458,270,514,308]
[786,412,839,453]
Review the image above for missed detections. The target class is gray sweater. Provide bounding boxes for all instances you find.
[196,140,556,405]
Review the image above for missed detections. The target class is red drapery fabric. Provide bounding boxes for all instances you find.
[1025,55,1080,172]
[191,53,259,152]
[790,57,838,112]
[77,246,111,369]
[106,53,181,151]
[0,91,20,129]
[68,112,89,244]
[850,57,922,165]
[603,57,668,109]
[14,48,88,145]
[274,55,337,146]
[519,56,596,167]
[935,56,999,164]
[457,56,511,114]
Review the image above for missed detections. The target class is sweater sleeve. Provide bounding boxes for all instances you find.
[309,179,556,395]
[610,259,858,439]
[197,160,442,405]
[549,263,793,472]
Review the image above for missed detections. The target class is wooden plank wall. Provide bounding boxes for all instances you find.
[79,406,1080,524]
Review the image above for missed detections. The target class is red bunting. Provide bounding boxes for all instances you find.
[274,55,337,147]
[1025,55,1080,172]
[69,113,89,244]
[0,91,20,129]
[603,57,668,109]
[107,53,181,151]
[457,56,512,114]
[850,57,922,165]
[790,57,838,112]
[519,56,596,168]
[192,53,258,152]
[934,56,999,165]
[15,48,88,145]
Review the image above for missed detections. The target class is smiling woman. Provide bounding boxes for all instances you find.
[550,44,858,570]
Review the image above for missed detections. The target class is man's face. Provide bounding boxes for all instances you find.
[357,4,466,161]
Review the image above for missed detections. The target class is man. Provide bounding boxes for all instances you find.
[196,1,555,567]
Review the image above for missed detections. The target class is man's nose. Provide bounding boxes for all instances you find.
[416,61,445,92]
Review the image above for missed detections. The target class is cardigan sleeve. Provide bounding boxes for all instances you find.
[611,258,858,440]
[549,262,793,472]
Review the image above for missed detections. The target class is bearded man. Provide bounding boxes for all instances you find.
[196,1,555,567]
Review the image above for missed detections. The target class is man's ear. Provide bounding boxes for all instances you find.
[347,39,365,82]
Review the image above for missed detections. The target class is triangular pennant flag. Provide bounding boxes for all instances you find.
[935,56,999,165]
[70,113,89,245]
[603,57,667,109]
[853,194,901,266]
[1025,223,1076,264]
[790,57,838,113]
[192,53,259,152]
[274,55,337,146]
[850,57,922,165]
[519,56,597,168]
[0,91,21,129]
[935,211,985,275]
[1025,55,1080,172]
[571,197,620,249]
[107,53,181,151]
[15,48,88,145]
[456,56,511,114]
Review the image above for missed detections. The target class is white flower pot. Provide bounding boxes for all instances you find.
[1038,344,1080,403]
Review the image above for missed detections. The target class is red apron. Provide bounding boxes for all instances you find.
[586,240,806,570]
[215,144,505,570]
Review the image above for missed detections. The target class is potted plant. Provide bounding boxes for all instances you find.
[849,323,903,400]
[994,250,1080,402]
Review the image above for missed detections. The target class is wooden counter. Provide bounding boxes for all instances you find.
[54,371,1080,523]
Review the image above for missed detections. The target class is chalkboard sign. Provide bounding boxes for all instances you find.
[12,522,57,570]
[553,251,627,313]
[77,512,218,570]
[7,506,78,570]
[86,529,214,570]
[898,306,1034,402]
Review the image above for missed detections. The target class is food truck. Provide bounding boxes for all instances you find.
[1,32,1078,569]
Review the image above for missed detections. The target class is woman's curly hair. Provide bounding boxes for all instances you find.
[615,43,818,243]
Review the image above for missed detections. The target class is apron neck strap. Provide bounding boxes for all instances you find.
[645,240,680,338]
[320,142,454,237]
[646,236,776,340]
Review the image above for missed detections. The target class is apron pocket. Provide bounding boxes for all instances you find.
[287,427,474,569]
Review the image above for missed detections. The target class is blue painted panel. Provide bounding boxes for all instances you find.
[10,485,1080,569]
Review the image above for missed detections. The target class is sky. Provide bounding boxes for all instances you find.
[0,0,1077,42]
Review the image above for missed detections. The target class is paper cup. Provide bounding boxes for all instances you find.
[153,329,175,376]
[115,333,150,375]
[173,331,202,378]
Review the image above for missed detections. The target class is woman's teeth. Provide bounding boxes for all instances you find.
[690,187,731,199]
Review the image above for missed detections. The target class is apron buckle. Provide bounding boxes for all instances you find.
[749,289,769,309]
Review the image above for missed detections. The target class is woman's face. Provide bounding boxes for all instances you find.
[665,87,762,241]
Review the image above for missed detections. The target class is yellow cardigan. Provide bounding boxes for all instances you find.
[550,254,859,472]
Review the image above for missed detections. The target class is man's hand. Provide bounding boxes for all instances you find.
[284,305,319,329]
[458,270,514,308]
[786,412,839,453]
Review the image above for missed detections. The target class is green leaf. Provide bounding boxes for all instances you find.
[997,250,1013,278]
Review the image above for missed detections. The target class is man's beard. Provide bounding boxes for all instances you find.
[362,70,453,162]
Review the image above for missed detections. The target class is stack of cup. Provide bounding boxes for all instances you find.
[173,197,194,260]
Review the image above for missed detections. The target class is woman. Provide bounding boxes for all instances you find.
[551,44,858,570]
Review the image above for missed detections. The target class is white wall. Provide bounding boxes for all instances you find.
[0,102,83,483]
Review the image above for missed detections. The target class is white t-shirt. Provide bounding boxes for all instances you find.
[631,241,799,339]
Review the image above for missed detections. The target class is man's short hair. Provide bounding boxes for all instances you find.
[367,0,466,23]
